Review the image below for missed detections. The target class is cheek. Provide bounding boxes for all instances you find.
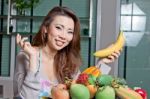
[47,27,58,37]
[47,31,57,40]
[67,35,73,42]
[63,35,73,47]
[47,33,56,44]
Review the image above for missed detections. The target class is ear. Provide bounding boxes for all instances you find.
[42,26,48,34]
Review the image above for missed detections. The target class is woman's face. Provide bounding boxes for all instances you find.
[46,15,74,51]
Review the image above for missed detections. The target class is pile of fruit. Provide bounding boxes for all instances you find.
[49,66,147,99]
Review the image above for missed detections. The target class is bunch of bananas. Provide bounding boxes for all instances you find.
[94,31,125,57]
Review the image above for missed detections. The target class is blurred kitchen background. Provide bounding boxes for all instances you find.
[0,0,150,98]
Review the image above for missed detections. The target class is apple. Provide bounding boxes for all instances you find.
[51,84,69,99]
[95,86,115,99]
[134,88,147,99]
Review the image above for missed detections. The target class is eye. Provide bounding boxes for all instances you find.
[68,31,73,34]
[56,26,62,30]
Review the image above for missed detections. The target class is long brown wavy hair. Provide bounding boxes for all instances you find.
[32,6,82,83]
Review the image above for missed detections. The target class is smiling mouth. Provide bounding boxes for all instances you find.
[56,40,65,47]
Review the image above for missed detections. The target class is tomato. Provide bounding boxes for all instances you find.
[134,88,147,99]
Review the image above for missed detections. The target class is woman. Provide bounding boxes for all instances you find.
[14,6,120,99]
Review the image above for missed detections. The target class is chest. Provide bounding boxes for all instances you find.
[41,59,57,81]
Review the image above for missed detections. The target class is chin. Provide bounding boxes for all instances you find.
[55,46,64,51]
[54,44,67,51]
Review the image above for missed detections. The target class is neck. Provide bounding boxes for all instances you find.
[42,45,57,59]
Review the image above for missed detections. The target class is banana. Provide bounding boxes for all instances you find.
[114,85,143,99]
[94,31,125,57]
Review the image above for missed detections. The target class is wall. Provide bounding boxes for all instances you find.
[96,0,121,76]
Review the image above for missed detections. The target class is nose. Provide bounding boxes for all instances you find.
[59,31,66,40]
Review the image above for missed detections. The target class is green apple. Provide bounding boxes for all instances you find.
[95,86,115,99]
[70,84,90,99]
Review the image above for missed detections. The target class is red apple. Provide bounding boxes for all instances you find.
[134,88,147,99]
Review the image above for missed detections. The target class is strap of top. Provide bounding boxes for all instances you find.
[39,49,42,68]
[35,49,42,76]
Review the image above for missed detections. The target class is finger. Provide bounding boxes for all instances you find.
[20,37,28,47]
[21,37,28,42]
[23,42,31,49]
[111,51,120,58]
[16,34,21,45]
[101,58,113,64]
[107,55,115,62]
[115,50,121,55]
[24,42,31,46]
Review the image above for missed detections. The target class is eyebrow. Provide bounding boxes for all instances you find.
[55,24,73,31]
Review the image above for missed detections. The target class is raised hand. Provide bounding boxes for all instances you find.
[16,34,36,56]
[97,50,121,65]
